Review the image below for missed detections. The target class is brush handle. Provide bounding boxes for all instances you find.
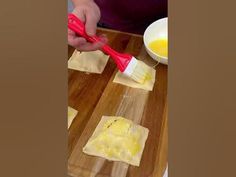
[68,13,132,72]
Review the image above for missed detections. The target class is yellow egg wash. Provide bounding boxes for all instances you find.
[136,60,153,85]
[149,38,168,58]
[144,72,152,83]
[91,118,141,159]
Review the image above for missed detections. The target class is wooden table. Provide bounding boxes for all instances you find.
[68,28,168,177]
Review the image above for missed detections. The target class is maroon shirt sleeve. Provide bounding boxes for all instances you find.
[95,0,167,34]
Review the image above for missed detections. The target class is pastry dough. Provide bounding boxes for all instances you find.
[68,50,109,74]
[68,106,78,128]
[83,116,149,166]
[113,61,156,91]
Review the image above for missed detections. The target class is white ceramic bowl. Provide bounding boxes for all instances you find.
[143,17,168,65]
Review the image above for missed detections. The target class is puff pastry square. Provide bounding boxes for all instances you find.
[83,116,149,166]
[113,61,156,91]
[68,50,109,74]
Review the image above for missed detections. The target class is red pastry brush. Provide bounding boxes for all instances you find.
[68,13,151,84]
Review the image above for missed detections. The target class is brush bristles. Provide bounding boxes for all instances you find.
[130,60,152,84]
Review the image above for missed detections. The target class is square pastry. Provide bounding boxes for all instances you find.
[83,116,149,166]
[68,50,109,74]
[113,61,156,91]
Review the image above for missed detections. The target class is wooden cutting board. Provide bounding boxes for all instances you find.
[68,28,168,177]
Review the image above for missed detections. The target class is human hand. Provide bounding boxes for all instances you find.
[68,1,107,51]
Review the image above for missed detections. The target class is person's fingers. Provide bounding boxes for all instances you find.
[77,41,104,51]
[68,28,103,51]
[68,28,75,36]
[68,33,87,48]
[72,9,85,22]
[72,10,98,36]
[98,34,108,43]
[85,12,99,36]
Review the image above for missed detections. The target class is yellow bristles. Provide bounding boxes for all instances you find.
[130,60,152,84]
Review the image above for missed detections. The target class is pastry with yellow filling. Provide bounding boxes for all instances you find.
[113,61,156,91]
[83,116,149,166]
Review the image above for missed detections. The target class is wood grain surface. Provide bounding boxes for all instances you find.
[68,28,168,177]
